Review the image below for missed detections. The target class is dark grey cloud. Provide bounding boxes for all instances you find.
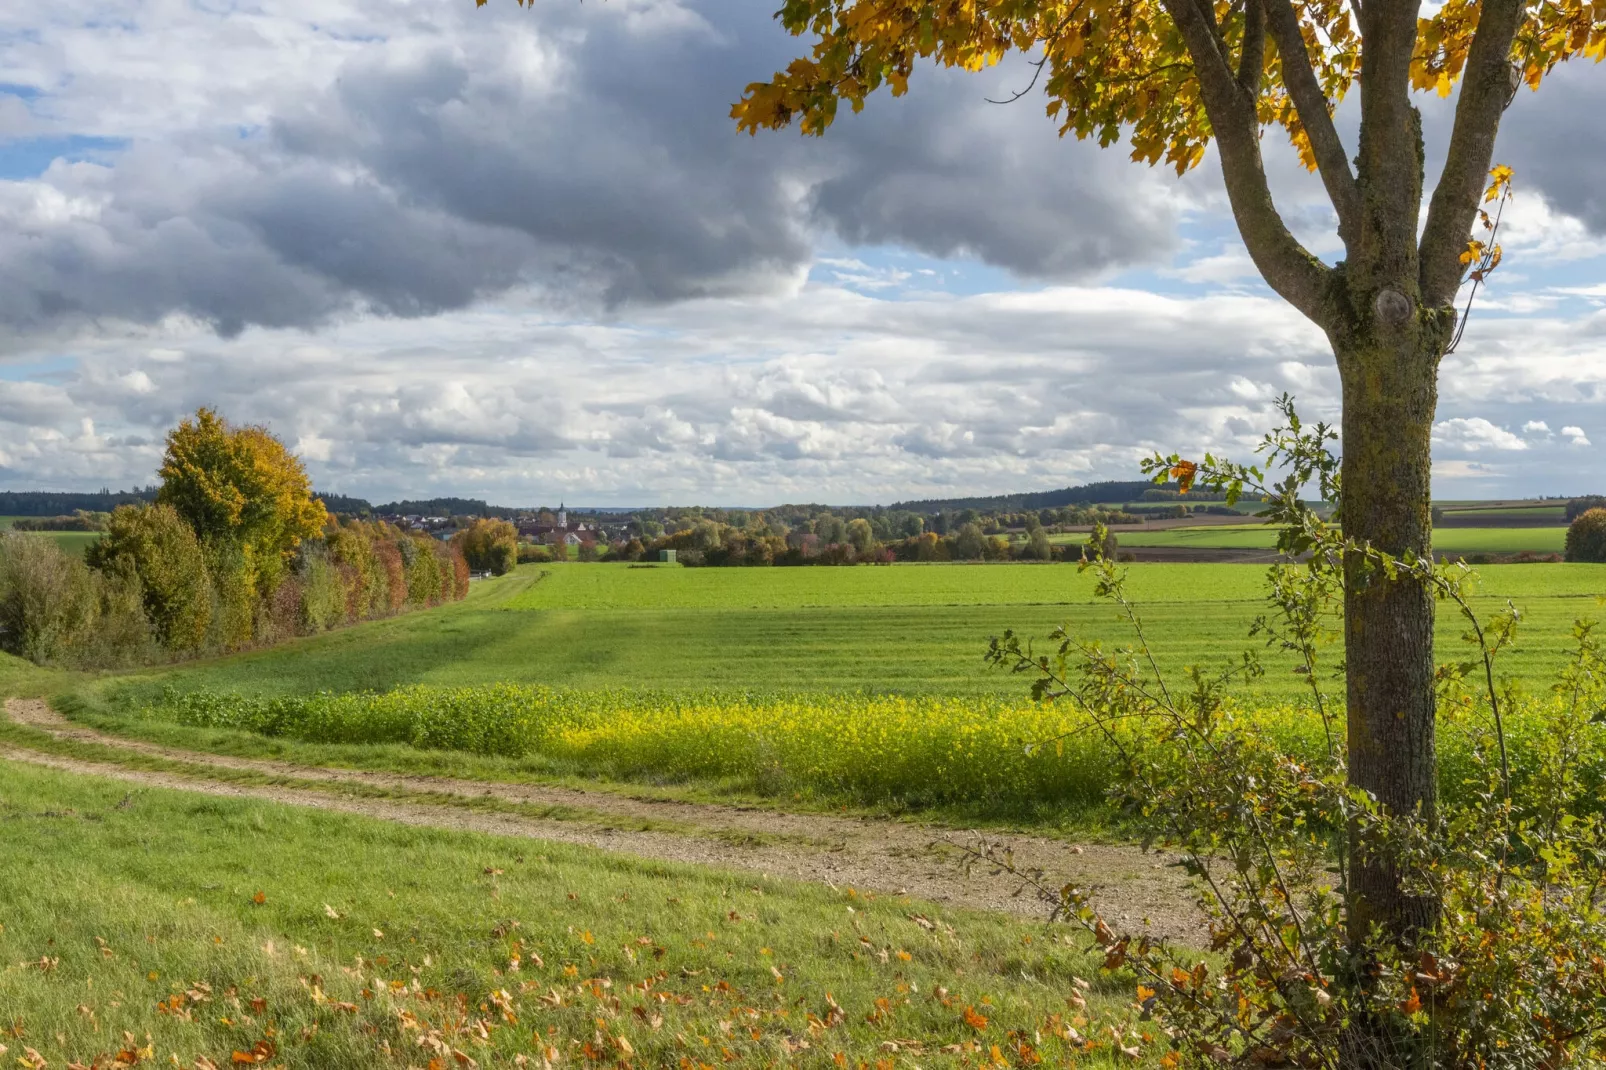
[1497,64,1606,232]
[0,0,1180,338]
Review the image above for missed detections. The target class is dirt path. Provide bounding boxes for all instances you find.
[3,698,1203,939]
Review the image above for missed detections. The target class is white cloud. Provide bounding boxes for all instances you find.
[1,0,1605,504]
[1433,417,1528,453]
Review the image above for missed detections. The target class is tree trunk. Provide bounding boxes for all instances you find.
[1331,309,1447,1068]
[1337,330,1441,945]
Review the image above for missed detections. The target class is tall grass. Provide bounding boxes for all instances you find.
[140,684,1604,816]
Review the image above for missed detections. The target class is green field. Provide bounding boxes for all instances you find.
[1441,504,1567,519]
[0,515,100,555]
[75,562,1605,709]
[12,555,1606,1062]
[1054,523,1567,553]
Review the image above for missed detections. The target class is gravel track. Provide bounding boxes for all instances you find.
[2,697,1203,938]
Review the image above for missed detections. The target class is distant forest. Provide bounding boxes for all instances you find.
[889,480,1175,514]
[0,488,158,516]
[1,488,371,517]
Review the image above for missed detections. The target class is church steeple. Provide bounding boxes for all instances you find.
[557,503,566,528]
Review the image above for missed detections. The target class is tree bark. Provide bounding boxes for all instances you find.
[1331,302,1448,1066]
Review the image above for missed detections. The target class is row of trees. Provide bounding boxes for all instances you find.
[0,409,468,668]
[502,516,1114,567]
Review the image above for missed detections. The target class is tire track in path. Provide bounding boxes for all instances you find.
[3,698,1202,939]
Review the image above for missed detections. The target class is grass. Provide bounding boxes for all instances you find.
[0,760,1153,1068]
[0,516,100,555]
[1440,504,1567,519]
[97,683,1605,824]
[66,563,1606,711]
[1073,524,1568,553]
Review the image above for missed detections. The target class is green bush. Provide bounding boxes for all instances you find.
[296,549,346,633]
[490,540,518,574]
[0,533,101,663]
[399,535,442,605]
[457,518,518,575]
[1565,507,1606,562]
[517,542,553,564]
[206,541,258,650]
[86,504,213,652]
[0,534,152,666]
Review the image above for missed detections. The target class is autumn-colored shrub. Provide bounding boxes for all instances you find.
[297,549,346,633]
[372,538,407,612]
[207,542,258,651]
[456,518,518,575]
[450,544,471,595]
[86,503,212,652]
[326,524,380,619]
[0,533,103,663]
[1565,507,1606,563]
[400,535,442,606]
[256,574,303,644]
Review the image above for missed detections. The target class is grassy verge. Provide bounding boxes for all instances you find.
[0,761,1162,1068]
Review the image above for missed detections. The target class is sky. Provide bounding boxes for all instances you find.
[1,0,1604,508]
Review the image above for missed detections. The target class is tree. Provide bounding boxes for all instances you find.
[730,0,1606,965]
[1567,495,1606,522]
[456,518,519,575]
[1565,507,1606,563]
[951,521,987,560]
[157,408,327,596]
[86,503,213,652]
[1025,524,1053,561]
[845,517,876,554]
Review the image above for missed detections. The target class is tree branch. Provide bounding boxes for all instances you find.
[1237,0,1266,96]
[1354,1,1425,283]
[1162,0,1334,325]
[1419,0,1523,309]
[1263,0,1361,248]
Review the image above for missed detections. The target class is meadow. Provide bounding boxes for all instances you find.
[0,515,100,555]
[1056,523,1568,553]
[12,554,1606,1063]
[0,760,1144,1068]
[74,561,1606,707]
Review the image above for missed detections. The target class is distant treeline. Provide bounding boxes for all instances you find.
[891,480,1191,514]
[368,497,516,518]
[0,488,157,516]
[2,487,377,518]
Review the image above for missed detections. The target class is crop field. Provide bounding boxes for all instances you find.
[110,681,1601,821]
[35,558,1601,831]
[79,562,1606,706]
[1440,504,1567,519]
[1055,523,1567,553]
[0,516,100,555]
